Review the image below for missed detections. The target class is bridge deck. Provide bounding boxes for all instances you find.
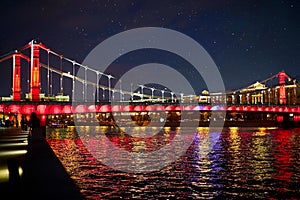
[1,102,300,114]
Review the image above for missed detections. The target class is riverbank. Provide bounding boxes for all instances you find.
[0,127,84,200]
[0,127,27,193]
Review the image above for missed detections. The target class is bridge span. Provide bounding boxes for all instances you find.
[1,102,300,115]
[1,101,300,128]
[1,40,300,128]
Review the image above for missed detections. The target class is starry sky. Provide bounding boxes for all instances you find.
[0,0,299,97]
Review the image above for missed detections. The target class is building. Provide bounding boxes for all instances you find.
[198,81,299,105]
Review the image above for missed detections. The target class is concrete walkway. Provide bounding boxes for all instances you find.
[0,127,85,200]
[0,127,28,198]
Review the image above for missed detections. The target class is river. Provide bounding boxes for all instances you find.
[46,126,300,199]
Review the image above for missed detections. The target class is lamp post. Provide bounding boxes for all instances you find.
[112,90,115,101]
[47,50,50,97]
[60,56,63,95]
[119,79,122,102]
[140,85,144,101]
[83,65,87,102]
[180,93,184,103]
[72,61,76,102]
[130,83,133,101]
[151,88,155,102]
[102,88,105,101]
[107,75,113,101]
[96,71,100,102]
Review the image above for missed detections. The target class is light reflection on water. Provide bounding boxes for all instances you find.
[46,126,300,199]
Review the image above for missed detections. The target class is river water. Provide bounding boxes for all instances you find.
[46,126,300,199]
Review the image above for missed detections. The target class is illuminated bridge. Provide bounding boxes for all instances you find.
[0,40,300,126]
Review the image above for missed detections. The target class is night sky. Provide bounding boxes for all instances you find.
[0,0,299,97]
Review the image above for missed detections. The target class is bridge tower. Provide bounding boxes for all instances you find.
[278,71,290,105]
[12,53,21,101]
[30,40,40,101]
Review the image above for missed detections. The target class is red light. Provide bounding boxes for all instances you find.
[276,116,284,122]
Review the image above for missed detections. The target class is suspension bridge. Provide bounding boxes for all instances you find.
[0,40,299,121]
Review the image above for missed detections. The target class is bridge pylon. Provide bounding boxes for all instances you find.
[278,71,290,105]
[12,53,21,101]
[30,40,40,101]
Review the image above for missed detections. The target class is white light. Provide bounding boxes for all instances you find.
[0,150,27,157]
[62,72,73,78]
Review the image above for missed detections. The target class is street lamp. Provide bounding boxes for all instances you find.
[72,61,76,102]
[83,65,88,102]
[96,71,100,102]
[119,79,122,102]
[82,80,85,101]
[60,55,63,95]
[161,90,165,103]
[130,83,133,101]
[102,88,105,101]
[139,85,144,101]
[47,50,50,97]
[180,93,184,103]
[112,90,115,101]
[151,88,155,102]
[107,74,113,101]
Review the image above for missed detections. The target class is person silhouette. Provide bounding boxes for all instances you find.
[28,112,40,138]
[29,112,40,129]
[21,115,26,131]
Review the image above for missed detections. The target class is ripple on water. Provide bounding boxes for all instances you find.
[46,127,300,199]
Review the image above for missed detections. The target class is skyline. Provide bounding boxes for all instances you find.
[0,0,299,97]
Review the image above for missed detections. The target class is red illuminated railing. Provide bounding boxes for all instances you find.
[0,104,300,115]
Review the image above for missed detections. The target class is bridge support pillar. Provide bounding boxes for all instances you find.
[30,40,40,101]
[12,53,21,101]
[278,71,288,105]
[283,113,294,129]
[279,85,286,104]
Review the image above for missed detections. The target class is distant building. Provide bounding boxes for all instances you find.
[203,81,300,105]
[199,90,210,104]
[25,93,70,102]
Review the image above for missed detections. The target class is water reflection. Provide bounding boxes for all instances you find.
[189,129,223,199]
[46,126,300,199]
[271,129,296,198]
